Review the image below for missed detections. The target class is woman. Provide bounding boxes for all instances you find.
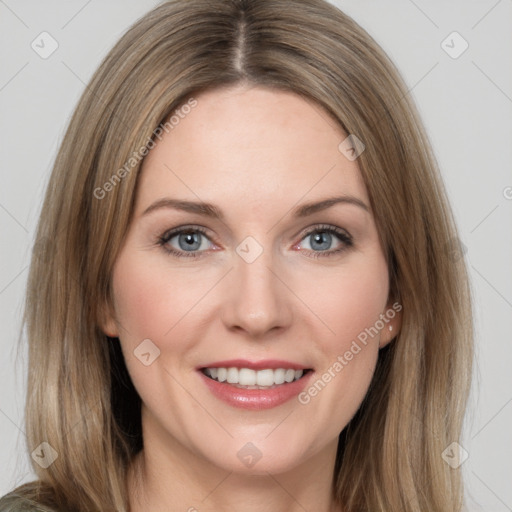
[0,0,473,510]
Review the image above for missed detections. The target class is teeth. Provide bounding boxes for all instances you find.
[285,369,296,383]
[203,367,305,387]
[274,368,285,385]
[217,368,227,382]
[239,368,256,386]
[226,367,238,384]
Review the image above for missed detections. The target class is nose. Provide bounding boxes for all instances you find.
[220,246,293,339]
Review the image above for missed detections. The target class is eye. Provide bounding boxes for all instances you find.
[296,224,353,258]
[158,226,215,258]
[157,224,353,259]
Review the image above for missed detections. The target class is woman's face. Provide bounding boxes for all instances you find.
[104,84,400,475]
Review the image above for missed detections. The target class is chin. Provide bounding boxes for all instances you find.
[195,433,317,476]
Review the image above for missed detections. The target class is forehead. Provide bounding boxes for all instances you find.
[136,85,369,216]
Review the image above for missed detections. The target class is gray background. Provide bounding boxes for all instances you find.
[1,1,511,510]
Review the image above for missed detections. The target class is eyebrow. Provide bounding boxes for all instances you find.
[141,195,369,219]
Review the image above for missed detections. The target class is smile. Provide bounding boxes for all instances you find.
[201,367,308,388]
[198,360,313,410]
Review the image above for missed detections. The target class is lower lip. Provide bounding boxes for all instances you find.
[199,371,313,410]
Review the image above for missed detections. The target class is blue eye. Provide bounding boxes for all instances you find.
[158,226,212,258]
[158,224,353,259]
[174,232,205,251]
[306,231,334,251]
[298,225,353,257]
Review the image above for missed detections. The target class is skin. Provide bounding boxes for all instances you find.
[102,84,401,512]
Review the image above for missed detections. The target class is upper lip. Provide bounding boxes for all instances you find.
[198,359,311,371]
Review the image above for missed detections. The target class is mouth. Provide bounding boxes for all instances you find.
[197,360,314,410]
[200,367,312,389]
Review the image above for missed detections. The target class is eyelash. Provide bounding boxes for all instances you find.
[157,224,353,259]
[157,225,211,259]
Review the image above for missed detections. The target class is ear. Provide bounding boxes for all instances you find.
[97,300,119,338]
[379,299,403,349]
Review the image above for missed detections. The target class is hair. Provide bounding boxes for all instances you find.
[2,0,473,510]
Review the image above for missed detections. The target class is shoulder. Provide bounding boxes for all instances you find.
[0,493,55,512]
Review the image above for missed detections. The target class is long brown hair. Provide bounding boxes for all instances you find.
[3,1,473,510]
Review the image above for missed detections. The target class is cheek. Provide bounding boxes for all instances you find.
[297,253,389,354]
[110,254,199,403]
[292,253,389,433]
[111,252,207,341]
[112,264,164,339]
